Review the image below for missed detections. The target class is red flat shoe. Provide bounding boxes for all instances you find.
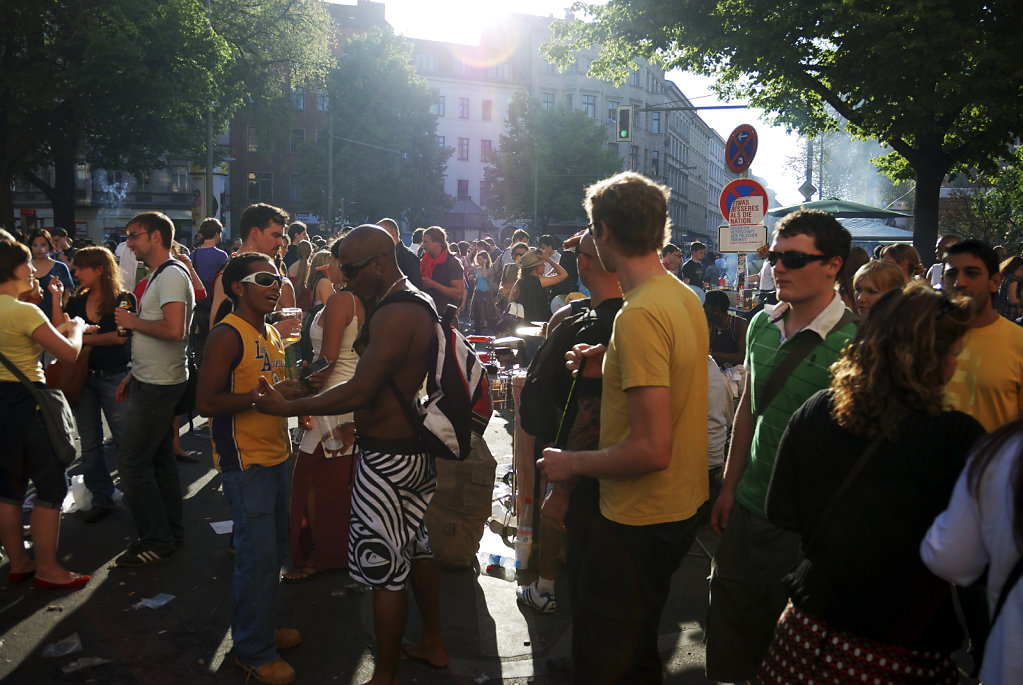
[8,570,35,584]
[33,574,90,591]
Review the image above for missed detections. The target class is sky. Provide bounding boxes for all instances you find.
[356,0,807,205]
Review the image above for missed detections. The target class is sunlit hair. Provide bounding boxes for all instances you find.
[291,240,314,292]
[774,210,850,270]
[128,211,175,249]
[852,259,907,311]
[423,226,448,247]
[829,281,973,439]
[881,243,925,278]
[475,250,492,269]
[837,246,870,307]
[71,246,124,315]
[215,253,274,323]
[584,171,670,257]
[306,250,332,292]
[0,239,31,282]
[28,229,54,252]
[1000,256,1023,278]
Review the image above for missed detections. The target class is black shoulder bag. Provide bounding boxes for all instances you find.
[0,351,79,466]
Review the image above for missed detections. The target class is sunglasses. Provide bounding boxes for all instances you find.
[339,252,385,278]
[767,250,829,269]
[239,271,283,288]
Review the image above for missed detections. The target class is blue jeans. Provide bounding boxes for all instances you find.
[221,462,291,667]
[118,378,186,551]
[74,372,127,508]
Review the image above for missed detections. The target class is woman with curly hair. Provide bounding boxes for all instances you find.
[757,282,986,685]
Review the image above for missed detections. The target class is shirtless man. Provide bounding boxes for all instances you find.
[254,224,448,685]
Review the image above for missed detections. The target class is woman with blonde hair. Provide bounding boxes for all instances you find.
[305,250,334,308]
[758,282,985,685]
[288,240,314,309]
[881,243,925,280]
[67,246,136,521]
[852,258,907,317]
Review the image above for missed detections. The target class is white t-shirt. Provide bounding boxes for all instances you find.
[706,356,734,469]
[132,261,194,385]
[758,259,775,291]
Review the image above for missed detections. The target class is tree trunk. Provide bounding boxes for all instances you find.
[0,174,14,232]
[51,155,77,232]
[912,162,949,269]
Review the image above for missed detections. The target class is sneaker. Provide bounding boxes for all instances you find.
[274,628,301,650]
[516,581,557,614]
[115,546,175,568]
[234,656,295,685]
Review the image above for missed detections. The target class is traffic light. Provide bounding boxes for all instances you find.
[617,105,633,143]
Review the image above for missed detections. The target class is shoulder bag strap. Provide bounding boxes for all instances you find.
[0,350,37,390]
[801,433,884,555]
[989,553,1023,630]
[754,308,856,420]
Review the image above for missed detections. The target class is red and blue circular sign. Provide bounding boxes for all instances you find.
[725,124,758,173]
[719,178,768,221]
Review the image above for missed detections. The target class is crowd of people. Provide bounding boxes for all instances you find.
[1,176,1022,685]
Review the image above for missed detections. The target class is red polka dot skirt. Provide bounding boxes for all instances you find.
[755,601,958,685]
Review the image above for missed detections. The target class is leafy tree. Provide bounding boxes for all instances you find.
[483,94,622,229]
[297,28,450,230]
[939,150,1023,253]
[0,0,331,230]
[545,0,1023,264]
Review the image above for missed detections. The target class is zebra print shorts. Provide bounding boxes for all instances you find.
[348,441,436,591]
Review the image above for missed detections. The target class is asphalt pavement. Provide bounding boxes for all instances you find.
[0,404,732,685]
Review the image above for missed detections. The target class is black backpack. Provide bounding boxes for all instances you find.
[519,299,616,443]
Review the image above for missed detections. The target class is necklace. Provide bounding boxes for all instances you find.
[381,275,406,299]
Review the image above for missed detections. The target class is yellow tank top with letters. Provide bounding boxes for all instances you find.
[210,313,290,471]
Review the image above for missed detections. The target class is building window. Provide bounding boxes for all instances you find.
[651,150,660,176]
[413,52,436,72]
[248,172,273,202]
[565,94,573,109]
[458,137,469,160]
[481,139,492,162]
[543,60,557,74]
[437,135,445,147]
[608,100,619,124]
[316,89,329,111]
[316,129,325,144]
[488,63,510,79]
[479,181,486,207]
[289,173,302,203]
[629,70,640,86]
[457,179,469,200]
[482,100,492,121]
[435,95,445,117]
[582,94,596,119]
[246,125,258,153]
[171,165,189,193]
[630,145,639,171]
[541,93,555,110]
[458,98,470,119]
[651,112,661,134]
[290,129,305,154]
[291,87,304,110]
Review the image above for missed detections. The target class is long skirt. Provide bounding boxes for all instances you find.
[289,444,358,570]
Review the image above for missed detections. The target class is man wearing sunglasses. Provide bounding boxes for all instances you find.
[706,209,856,683]
[537,172,709,683]
[254,225,449,683]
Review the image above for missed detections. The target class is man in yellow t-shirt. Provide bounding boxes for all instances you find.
[944,239,1023,431]
[539,171,709,684]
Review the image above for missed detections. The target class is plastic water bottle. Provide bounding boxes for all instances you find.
[477,551,516,581]
[515,497,533,569]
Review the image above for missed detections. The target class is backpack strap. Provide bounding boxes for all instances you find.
[754,308,856,420]
[990,554,1023,632]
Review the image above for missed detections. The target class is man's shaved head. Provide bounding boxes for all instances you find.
[340,224,396,261]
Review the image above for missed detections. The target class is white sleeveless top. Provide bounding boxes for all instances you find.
[299,291,360,455]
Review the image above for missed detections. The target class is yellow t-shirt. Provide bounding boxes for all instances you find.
[944,315,1023,432]
[210,313,290,470]
[599,274,710,525]
[0,294,47,383]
